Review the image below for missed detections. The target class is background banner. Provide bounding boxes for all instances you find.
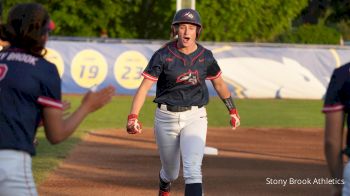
[45,40,350,99]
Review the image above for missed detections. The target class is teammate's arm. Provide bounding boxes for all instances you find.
[324,110,345,195]
[42,86,115,144]
[127,78,155,134]
[211,76,240,130]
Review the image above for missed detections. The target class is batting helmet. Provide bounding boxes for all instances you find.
[171,8,202,38]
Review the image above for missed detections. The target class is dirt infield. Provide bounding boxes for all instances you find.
[38,128,332,196]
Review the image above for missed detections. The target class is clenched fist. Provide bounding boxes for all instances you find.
[126,114,142,134]
[229,109,240,130]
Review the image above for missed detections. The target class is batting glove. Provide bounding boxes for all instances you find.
[229,109,240,130]
[126,114,142,134]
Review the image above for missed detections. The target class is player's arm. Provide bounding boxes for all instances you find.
[211,76,240,130]
[126,78,154,134]
[130,78,154,115]
[324,110,345,194]
[43,86,115,144]
[211,76,231,99]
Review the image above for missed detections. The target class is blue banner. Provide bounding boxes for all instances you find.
[45,40,350,99]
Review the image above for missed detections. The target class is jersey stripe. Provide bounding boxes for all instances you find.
[142,72,158,81]
[191,48,205,66]
[37,96,63,109]
[322,104,344,113]
[206,71,222,80]
[167,45,187,66]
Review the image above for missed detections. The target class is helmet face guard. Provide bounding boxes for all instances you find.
[171,9,202,39]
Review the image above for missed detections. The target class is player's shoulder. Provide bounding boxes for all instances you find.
[196,43,214,60]
[152,40,177,58]
[196,43,212,53]
[158,40,176,51]
[334,62,350,76]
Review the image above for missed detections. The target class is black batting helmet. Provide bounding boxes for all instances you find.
[171,8,202,38]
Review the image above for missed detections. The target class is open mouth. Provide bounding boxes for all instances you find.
[183,36,191,43]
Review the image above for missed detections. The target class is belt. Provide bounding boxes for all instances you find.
[157,103,203,112]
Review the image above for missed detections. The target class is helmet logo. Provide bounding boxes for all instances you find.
[183,12,194,19]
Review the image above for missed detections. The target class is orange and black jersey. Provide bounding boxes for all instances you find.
[142,41,221,107]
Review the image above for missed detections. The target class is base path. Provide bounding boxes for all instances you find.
[38,128,332,196]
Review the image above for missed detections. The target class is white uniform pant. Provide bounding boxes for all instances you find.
[155,106,207,184]
[343,161,350,195]
[0,150,37,196]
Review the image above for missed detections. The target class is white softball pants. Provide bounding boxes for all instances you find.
[343,161,350,195]
[154,106,207,184]
[0,150,37,196]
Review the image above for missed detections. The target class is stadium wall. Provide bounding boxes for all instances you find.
[45,39,350,99]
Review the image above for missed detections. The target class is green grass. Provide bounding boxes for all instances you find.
[33,96,325,184]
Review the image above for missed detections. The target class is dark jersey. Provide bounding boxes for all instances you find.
[0,48,62,155]
[323,63,350,146]
[142,40,221,106]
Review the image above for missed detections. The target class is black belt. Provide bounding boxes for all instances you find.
[157,103,203,112]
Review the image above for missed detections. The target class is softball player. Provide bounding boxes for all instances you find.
[0,3,115,196]
[323,63,350,196]
[127,8,240,196]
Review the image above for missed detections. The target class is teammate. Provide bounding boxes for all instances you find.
[0,3,115,196]
[126,8,240,196]
[323,63,350,196]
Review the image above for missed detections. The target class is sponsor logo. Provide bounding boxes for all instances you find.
[199,58,205,63]
[166,57,173,62]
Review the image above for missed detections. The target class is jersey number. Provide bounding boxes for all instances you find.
[0,64,8,81]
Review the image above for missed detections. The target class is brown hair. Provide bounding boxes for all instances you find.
[0,3,50,57]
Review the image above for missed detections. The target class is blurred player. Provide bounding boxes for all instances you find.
[0,3,115,195]
[126,8,240,196]
[323,63,350,196]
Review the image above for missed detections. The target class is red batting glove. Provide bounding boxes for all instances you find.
[126,114,142,134]
[229,109,240,130]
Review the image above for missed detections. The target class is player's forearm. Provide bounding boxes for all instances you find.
[324,111,345,180]
[325,142,343,179]
[130,91,147,115]
[60,105,90,141]
[130,79,154,115]
[211,77,231,99]
[44,105,90,144]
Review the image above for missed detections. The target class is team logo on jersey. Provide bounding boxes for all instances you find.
[183,12,194,19]
[0,64,8,81]
[176,69,199,85]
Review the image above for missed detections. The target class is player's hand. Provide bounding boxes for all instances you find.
[126,114,142,134]
[81,85,115,113]
[229,109,240,130]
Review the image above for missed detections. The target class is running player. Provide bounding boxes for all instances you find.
[323,63,350,196]
[126,8,240,196]
[0,3,115,195]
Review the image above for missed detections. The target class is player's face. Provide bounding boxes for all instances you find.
[177,23,197,48]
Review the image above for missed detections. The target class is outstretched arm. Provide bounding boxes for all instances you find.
[43,85,115,144]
